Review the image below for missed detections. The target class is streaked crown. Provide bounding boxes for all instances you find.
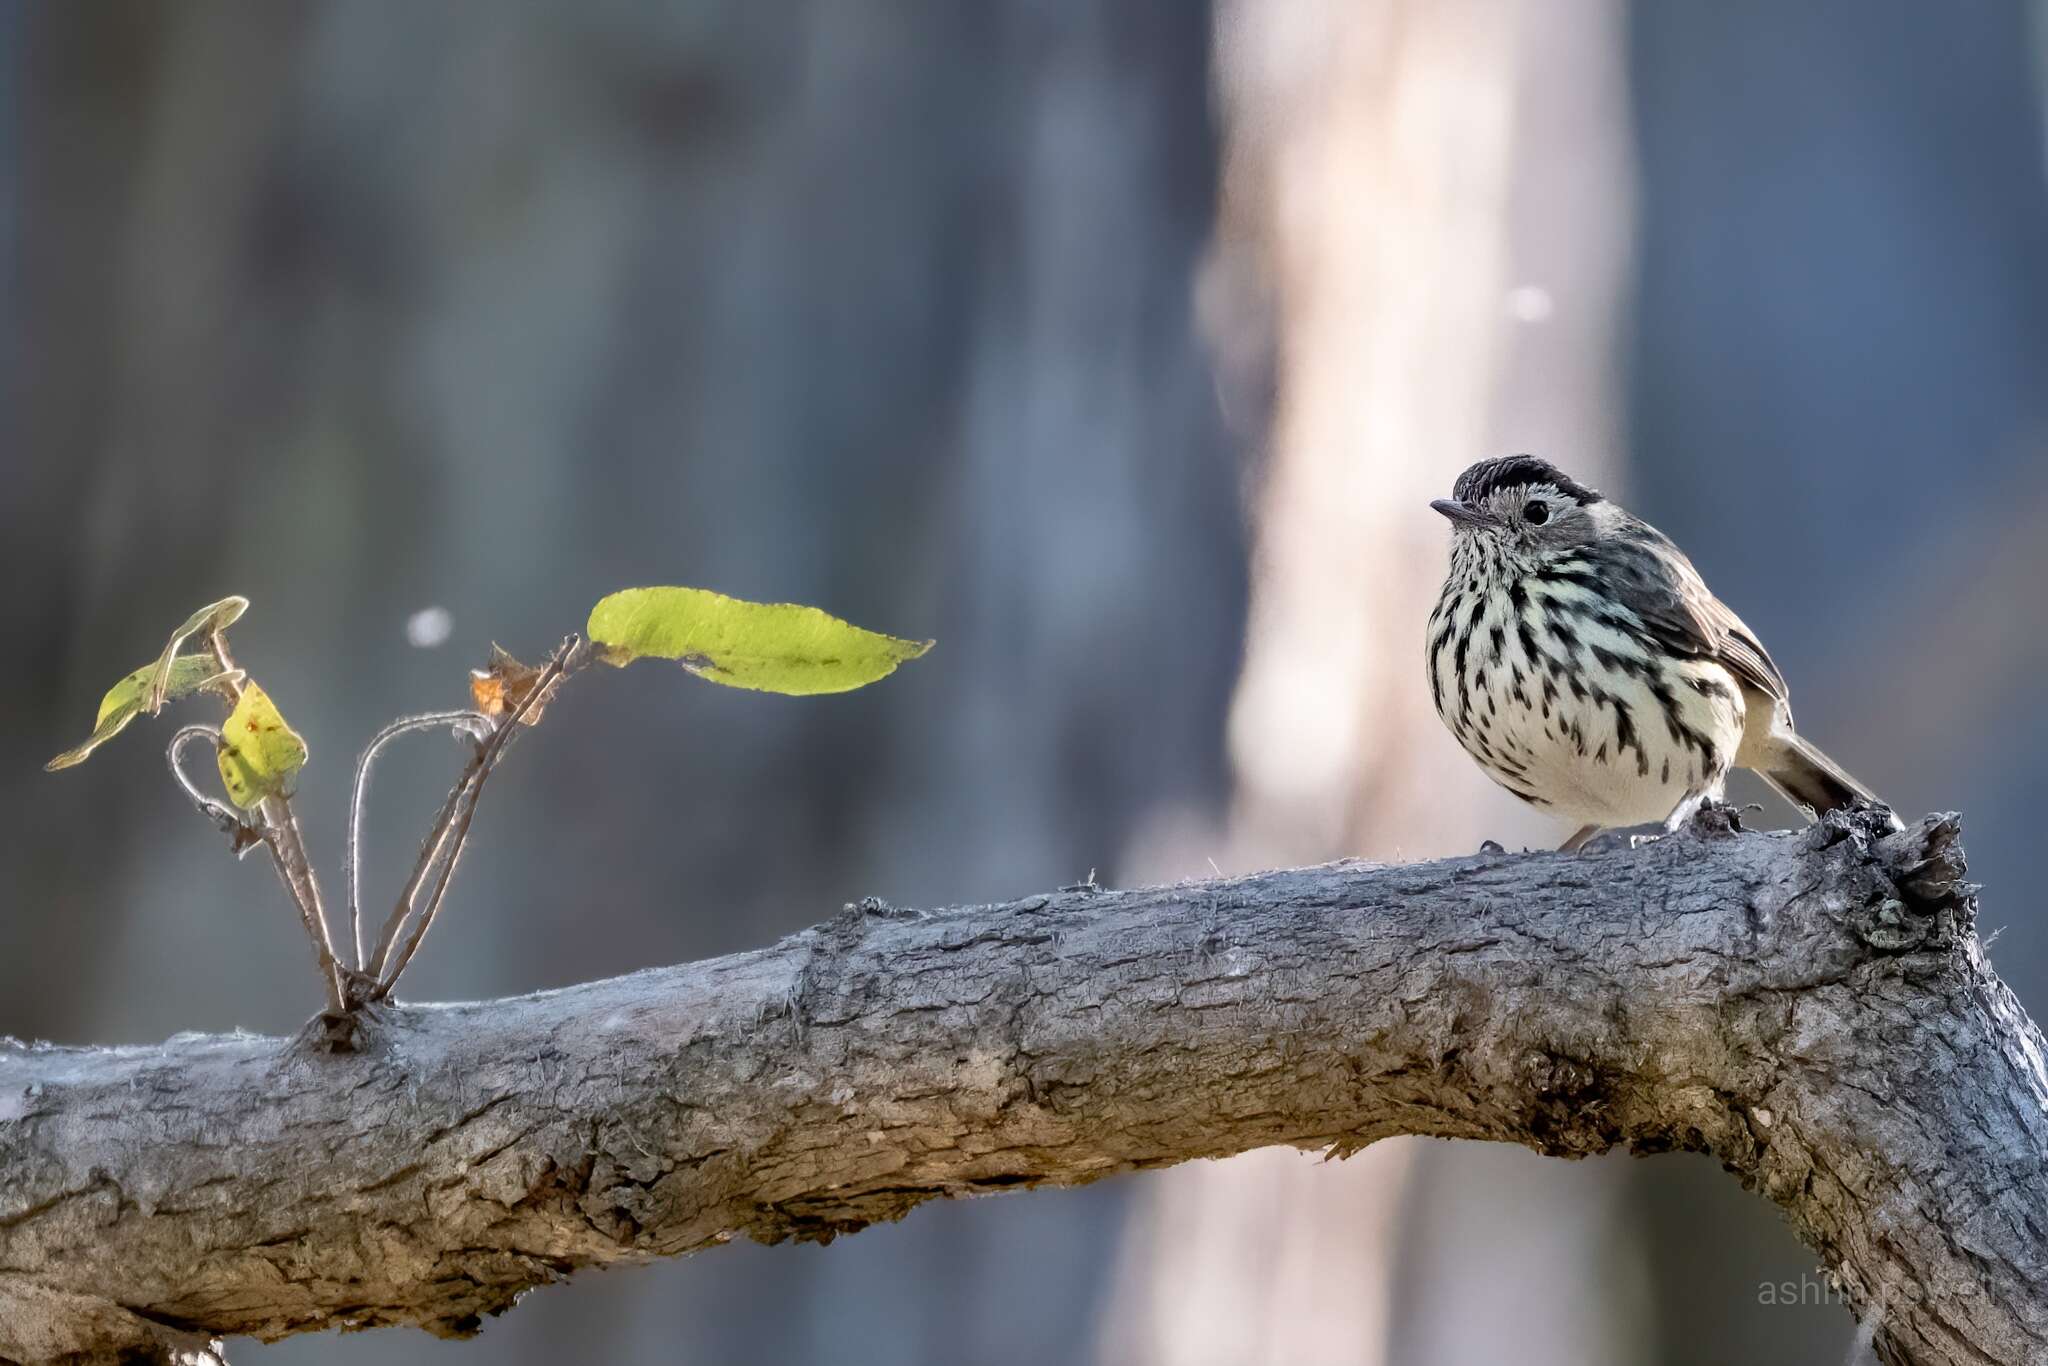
[1451,456,1604,507]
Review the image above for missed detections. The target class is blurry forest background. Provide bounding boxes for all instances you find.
[5,2,2048,1364]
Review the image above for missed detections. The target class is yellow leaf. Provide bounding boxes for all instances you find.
[215,682,308,808]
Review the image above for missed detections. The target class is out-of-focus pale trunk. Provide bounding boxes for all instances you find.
[1098,2,1637,1363]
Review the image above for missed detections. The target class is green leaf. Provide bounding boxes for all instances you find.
[46,656,242,771]
[146,596,248,711]
[215,682,308,808]
[587,586,932,695]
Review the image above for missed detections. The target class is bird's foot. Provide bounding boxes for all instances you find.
[1849,796,1907,834]
[1557,824,1601,854]
[1660,795,1747,843]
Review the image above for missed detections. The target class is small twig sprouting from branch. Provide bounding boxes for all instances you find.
[268,797,346,1011]
[367,751,485,980]
[347,711,492,972]
[369,636,582,998]
[201,629,347,1014]
[373,769,489,999]
[254,796,346,1016]
[372,638,578,998]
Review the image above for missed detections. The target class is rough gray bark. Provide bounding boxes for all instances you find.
[0,809,2040,1366]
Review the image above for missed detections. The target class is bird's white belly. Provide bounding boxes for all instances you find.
[1430,579,1747,829]
[1488,668,1735,827]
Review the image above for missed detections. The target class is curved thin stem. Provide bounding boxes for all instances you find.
[347,711,490,972]
[374,636,578,997]
[166,725,245,842]
[171,724,345,1013]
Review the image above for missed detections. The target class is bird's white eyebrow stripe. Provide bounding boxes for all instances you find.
[1496,482,1567,506]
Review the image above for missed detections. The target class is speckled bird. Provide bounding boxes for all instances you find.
[1426,455,1893,851]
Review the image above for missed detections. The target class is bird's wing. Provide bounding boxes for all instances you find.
[1595,524,1790,704]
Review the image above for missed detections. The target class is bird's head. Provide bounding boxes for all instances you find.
[1432,455,1609,563]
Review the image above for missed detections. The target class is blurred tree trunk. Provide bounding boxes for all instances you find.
[1097,2,1638,1362]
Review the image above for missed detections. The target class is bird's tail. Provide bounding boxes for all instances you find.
[1755,732,1894,825]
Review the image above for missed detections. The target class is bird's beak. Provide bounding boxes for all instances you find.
[1430,498,1495,529]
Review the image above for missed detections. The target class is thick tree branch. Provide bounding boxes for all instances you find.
[1,810,2041,1366]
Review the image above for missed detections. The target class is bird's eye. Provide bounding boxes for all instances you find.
[1523,500,1550,526]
